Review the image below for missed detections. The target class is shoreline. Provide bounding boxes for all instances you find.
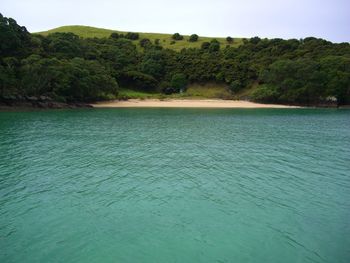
[92,99,301,109]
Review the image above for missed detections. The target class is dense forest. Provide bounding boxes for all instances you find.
[1,13,350,106]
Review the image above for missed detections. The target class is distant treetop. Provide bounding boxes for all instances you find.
[172,33,184,41]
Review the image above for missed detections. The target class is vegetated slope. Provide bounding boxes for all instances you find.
[37,25,243,51]
[2,13,350,107]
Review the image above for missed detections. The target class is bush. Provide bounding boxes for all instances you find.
[139,38,152,48]
[201,42,210,50]
[171,73,187,92]
[229,80,243,93]
[110,33,120,39]
[123,71,158,91]
[251,84,279,102]
[189,34,199,42]
[209,41,220,52]
[226,36,233,43]
[172,33,184,41]
[125,32,139,40]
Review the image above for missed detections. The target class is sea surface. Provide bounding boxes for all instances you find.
[0,108,349,263]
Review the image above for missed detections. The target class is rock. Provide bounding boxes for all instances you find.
[37,102,50,108]
[39,95,53,101]
[26,96,39,102]
[74,103,93,108]
[16,95,25,101]
[50,102,66,109]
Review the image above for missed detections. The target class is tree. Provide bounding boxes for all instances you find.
[139,38,152,48]
[209,40,220,52]
[201,42,210,50]
[122,71,158,91]
[189,34,199,42]
[1,13,350,106]
[0,13,31,57]
[140,50,165,79]
[229,80,243,93]
[0,57,19,96]
[110,32,120,39]
[226,36,233,43]
[46,32,82,58]
[171,73,187,92]
[172,33,184,41]
[125,32,139,40]
[250,36,261,44]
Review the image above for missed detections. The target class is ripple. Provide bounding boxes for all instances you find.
[0,108,349,263]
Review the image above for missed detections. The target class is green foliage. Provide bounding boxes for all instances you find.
[1,13,350,106]
[125,32,139,40]
[139,38,152,48]
[46,32,82,58]
[189,34,199,42]
[230,80,243,93]
[0,57,19,96]
[170,73,187,92]
[37,25,243,51]
[110,32,120,39]
[209,41,220,52]
[251,84,280,102]
[201,42,210,50]
[122,71,158,92]
[140,49,165,79]
[19,55,118,101]
[172,33,184,41]
[226,36,233,43]
[0,13,31,57]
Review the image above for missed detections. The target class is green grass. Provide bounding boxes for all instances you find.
[36,25,243,51]
[117,89,161,99]
[178,83,233,99]
[117,83,233,100]
[234,82,259,100]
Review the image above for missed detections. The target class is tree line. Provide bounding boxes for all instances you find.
[1,13,349,105]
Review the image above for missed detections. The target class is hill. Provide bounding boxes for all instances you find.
[36,25,243,51]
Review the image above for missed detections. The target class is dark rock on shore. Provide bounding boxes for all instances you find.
[0,95,93,110]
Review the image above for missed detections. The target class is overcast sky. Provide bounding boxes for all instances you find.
[2,0,349,42]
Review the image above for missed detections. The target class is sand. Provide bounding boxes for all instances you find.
[92,99,299,108]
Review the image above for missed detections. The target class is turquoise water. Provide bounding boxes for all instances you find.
[0,108,349,263]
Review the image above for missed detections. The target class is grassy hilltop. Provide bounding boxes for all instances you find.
[37,25,243,51]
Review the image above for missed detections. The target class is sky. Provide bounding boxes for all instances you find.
[1,0,349,42]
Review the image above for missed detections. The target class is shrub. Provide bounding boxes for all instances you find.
[139,38,152,48]
[209,41,220,52]
[110,33,119,39]
[172,33,184,41]
[201,42,210,50]
[251,84,279,102]
[189,34,199,42]
[123,71,158,91]
[171,73,187,92]
[125,32,139,40]
[229,80,243,93]
[226,36,233,43]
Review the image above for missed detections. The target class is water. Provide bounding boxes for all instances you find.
[0,108,349,263]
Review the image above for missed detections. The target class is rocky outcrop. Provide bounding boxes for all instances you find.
[0,95,93,109]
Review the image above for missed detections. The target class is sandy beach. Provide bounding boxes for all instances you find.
[92,99,299,108]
